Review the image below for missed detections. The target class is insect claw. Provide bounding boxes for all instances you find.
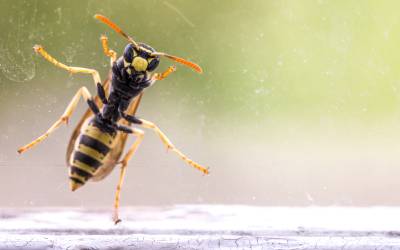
[113,213,122,224]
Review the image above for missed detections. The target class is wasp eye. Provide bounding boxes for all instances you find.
[123,44,137,63]
[147,58,159,72]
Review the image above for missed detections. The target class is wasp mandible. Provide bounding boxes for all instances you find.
[18,14,209,224]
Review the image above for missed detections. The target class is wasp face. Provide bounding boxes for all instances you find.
[123,43,160,73]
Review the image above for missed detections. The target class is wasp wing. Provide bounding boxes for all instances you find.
[65,71,111,166]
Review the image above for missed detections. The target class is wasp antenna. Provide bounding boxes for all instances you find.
[94,14,139,49]
[153,52,202,73]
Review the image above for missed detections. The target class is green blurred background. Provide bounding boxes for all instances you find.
[1,0,400,207]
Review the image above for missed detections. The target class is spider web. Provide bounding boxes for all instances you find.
[0,0,38,83]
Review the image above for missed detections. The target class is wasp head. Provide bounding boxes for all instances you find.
[123,43,160,73]
[95,14,202,73]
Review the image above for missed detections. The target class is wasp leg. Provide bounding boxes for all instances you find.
[152,65,176,81]
[120,112,141,124]
[97,82,108,104]
[139,119,209,175]
[113,128,145,224]
[17,87,96,154]
[100,35,117,65]
[33,45,102,87]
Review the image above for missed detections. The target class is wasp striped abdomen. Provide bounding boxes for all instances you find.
[69,122,115,191]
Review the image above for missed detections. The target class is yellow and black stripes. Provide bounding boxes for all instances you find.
[69,123,115,190]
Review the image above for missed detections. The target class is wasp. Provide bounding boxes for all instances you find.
[17,14,209,224]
